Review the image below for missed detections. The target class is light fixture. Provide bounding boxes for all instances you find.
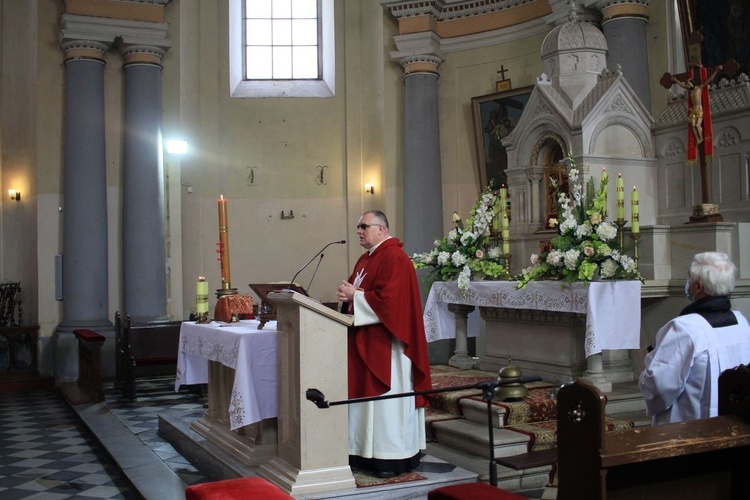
[166,139,188,155]
[365,183,375,195]
[8,189,20,201]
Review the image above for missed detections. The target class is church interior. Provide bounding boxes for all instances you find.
[1,0,750,498]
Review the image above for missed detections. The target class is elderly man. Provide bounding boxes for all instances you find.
[639,251,750,425]
[336,210,432,478]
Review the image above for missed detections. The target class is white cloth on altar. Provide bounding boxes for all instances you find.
[348,338,426,459]
[175,320,278,430]
[423,280,641,357]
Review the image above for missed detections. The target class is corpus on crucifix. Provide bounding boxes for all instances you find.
[659,31,739,223]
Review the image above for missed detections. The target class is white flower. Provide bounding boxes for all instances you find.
[457,265,471,294]
[564,249,581,270]
[434,239,441,247]
[460,232,475,246]
[618,255,636,273]
[575,222,592,238]
[488,247,501,259]
[448,229,459,242]
[560,217,578,234]
[530,253,540,265]
[548,218,558,227]
[547,250,564,267]
[600,258,618,278]
[452,211,461,223]
[475,249,484,259]
[595,221,617,241]
[451,251,467,267]
[589,212,602,225]
[437,251,450,266]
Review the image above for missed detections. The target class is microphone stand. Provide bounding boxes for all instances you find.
[306,254,325,293]
[284,240,345,294]
[306,375,542,487]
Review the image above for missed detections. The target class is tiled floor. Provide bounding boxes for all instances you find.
[0,377,551,499]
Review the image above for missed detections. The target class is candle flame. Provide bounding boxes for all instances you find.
[220,194,224,200]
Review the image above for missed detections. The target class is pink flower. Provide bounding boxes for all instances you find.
[475,249,484,259]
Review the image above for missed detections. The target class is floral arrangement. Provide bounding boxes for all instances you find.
[516,155,642,289]
[411,187,509,295]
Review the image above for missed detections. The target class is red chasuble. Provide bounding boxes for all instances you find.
[346,238,432,407]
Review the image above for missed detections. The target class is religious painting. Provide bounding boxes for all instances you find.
[472,86,533,190]
[679,0,750,76]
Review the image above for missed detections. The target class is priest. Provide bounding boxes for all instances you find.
[336,210,432,478]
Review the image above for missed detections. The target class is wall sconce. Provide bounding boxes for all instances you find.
[365,184,375,195]
[8,189,20,201]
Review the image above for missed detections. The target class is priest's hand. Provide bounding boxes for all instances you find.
[337,281,355,302]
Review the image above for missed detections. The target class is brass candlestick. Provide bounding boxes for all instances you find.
[631,232,641,268]
[195,311,210,324]
[504,253,512,274]
[615,219,627,249]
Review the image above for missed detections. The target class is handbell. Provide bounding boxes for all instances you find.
[494,358,529,401]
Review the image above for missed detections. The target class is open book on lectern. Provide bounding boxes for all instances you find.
[249,282,308,310]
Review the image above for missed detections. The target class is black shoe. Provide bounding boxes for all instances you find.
[375,470,399,479]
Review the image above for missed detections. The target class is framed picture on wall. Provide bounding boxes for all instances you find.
[471,86,533,190]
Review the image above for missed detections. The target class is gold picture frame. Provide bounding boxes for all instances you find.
[471,85,533,190]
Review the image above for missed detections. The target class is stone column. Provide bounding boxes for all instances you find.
[394,44,444,257]
[527,170,544,229]
[120,45,169,322]
[600,0,651,110]
[56,40,114,382]
[447,304,477,369]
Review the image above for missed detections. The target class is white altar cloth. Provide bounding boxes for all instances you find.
[423,280,641,357]
[175,320,278,430]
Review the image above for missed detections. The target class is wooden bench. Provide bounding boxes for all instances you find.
[497,365,750,499]
[73,329,105,402]
[115,311,182,400]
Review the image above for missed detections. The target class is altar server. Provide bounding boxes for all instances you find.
[336,210,431,478]
[639,251,750,425]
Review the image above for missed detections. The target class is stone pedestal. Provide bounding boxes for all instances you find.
[479,307,628,392]
[447,304,477,369]
[190,361,277,466]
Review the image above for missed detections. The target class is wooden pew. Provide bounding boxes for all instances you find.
[556,365,750,499]
[115,311,182,400]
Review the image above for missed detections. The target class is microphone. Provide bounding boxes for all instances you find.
[307,254,325,292]
[286,240,346,293]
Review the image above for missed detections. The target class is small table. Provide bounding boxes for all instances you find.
[175,320,279,466]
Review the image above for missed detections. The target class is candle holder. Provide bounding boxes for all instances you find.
[504,253,512,274]
[615,219,627,249]
[195,311,210,324]
[631,232,641,269]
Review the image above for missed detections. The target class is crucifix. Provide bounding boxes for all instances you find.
[659,31,739,223]
[496,65,511,92]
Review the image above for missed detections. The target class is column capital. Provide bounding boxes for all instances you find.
[61,39,109,62]
[390,31,445,74]
[598,0,649,22]
[119,44,166,66]
[400,55,443,75]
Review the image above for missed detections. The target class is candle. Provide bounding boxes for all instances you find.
[631,186,639,234]
[502,213,510,255]
[196,277,209,314]
[616,174,625,221]
[601,168,608,218]
[218,195,232,287]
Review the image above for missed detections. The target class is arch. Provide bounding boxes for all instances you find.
[589,116,652,157]
[530,132,568,165]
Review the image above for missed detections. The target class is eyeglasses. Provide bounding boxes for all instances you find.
[356,223,382,231]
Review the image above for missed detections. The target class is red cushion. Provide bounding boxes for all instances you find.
[428,482,527,500]
[74,329,106,342]
[185,477,292,500]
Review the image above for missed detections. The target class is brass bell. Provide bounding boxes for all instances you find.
[494,358,529,401]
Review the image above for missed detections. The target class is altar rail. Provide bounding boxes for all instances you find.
[502,365,750,499]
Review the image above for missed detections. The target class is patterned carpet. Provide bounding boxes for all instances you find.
[426,365,634,449]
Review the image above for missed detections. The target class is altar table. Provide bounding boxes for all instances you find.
[175,319,277,430]
[423,280,641,357]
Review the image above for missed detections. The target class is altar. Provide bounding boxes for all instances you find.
[424,280,642,391]
[175,319,280,466]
